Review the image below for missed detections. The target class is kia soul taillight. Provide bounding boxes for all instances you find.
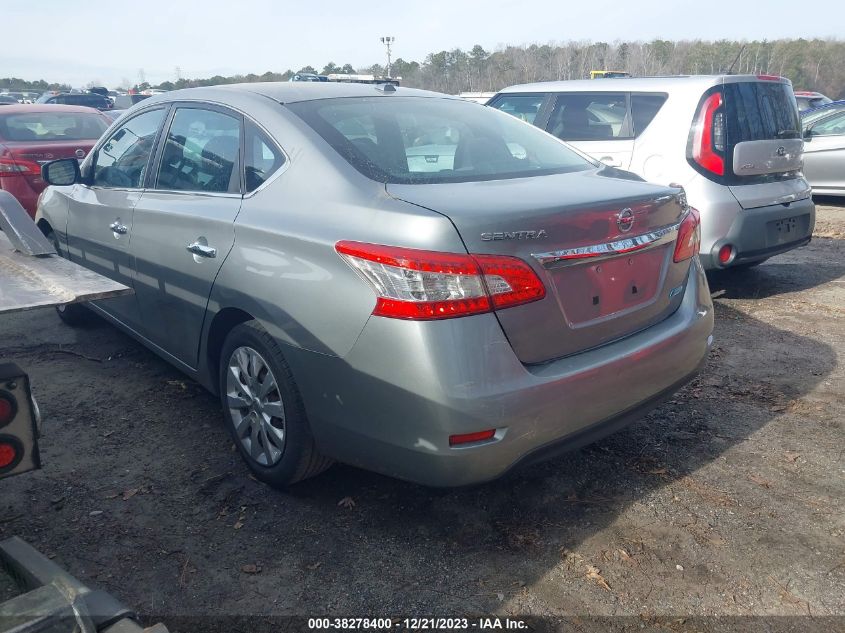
[690,91,726,178]
[336,241,546,320]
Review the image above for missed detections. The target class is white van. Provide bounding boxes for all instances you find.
[488,75,816,270]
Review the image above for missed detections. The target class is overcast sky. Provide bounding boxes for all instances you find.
[3,0,842,87]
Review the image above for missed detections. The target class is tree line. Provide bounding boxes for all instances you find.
[4,38,843,99]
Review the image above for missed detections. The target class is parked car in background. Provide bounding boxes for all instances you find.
[801,100,845,196]
[488,75,816,270]
[36,92,113,110]
[794,91,832,112]
[0,95,19,105]
[36,82,713,487]
[112,94,149,109]
[0,104,111,217]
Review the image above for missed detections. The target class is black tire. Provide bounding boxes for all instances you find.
[46,231,92,326]
[218,321,333,487]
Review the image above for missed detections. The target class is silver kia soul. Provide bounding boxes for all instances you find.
[37,83,714,487]
[489,75,816,270]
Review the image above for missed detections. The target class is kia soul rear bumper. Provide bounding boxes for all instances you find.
[286,258,714,486]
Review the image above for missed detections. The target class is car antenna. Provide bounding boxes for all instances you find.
[725,45,746,75]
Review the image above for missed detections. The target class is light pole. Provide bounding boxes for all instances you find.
[380,36,395,78]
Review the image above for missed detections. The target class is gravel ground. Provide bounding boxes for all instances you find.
[1,200,843,632]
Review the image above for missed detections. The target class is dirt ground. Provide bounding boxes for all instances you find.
[1,201,843,632]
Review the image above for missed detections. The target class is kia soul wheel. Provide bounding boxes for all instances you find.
[219,322,332,486]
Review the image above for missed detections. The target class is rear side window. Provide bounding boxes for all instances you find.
[155,108,241,193]
[631,94,667,136]
[546,93,629,141]
[488,94,547,125]
[725,82,801,143]
[244,122,285,192]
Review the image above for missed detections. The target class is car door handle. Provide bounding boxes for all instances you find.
[109,221,128,235]
[186,242,217,258]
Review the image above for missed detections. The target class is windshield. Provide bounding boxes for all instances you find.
[287,96,594,184]
[725,81,801,142]
[0,112,109,142]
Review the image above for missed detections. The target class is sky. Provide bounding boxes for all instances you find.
[2,0,842,88]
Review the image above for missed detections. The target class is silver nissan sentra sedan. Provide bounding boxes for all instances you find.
[36,82,714,487]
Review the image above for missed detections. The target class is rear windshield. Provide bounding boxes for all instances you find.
[0,112,109,141]
[725,82,801,144]
[287,96,593,184]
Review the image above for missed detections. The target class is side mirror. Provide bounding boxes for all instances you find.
[41,158,80,186]
[803,128,814,140]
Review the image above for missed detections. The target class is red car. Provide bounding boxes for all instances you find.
[0,104,111,217]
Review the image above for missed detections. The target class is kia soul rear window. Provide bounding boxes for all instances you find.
[725,82,801,144]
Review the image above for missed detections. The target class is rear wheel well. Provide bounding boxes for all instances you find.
[206,308,255,389]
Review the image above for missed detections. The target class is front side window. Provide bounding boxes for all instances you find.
[546,93,630,141]
[244,122,285,192]
[809,111,845,136]
[287,96,592,185]
[155,108,241,193]
[489,94,547,125]
[93,108,166,188]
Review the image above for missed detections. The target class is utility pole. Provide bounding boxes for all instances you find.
[380,36,395,78]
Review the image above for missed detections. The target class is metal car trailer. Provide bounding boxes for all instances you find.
[0,190,167,632]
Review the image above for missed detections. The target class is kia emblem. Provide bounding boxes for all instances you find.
[616,208,635,233]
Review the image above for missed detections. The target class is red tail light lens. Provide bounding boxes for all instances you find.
[449,429,496,446]
[673,208,701,263]
[335,241,545,320]
[691,92,725,176]
[0,442,17,469]
[0,157,41,177]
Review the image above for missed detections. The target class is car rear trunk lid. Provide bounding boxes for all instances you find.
[388,168,691,363]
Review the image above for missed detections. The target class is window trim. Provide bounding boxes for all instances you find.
[147,101,245,196]
[86,104,171,191]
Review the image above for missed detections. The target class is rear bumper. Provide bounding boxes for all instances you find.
[699,196,815,269]
[287,258,714,487]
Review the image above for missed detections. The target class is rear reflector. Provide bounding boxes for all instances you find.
[335,241,545,320]
[449,429,496,446]
[673,208,701,263]
[718,244,734,265]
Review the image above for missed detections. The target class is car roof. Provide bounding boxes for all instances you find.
[140,82,455,105]
[0,103,106,115]
[497,74,790,94]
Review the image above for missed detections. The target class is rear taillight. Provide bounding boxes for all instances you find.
[673,208,701,263]
[335,241,545,320]
[691,92,725,176]
[0,392,15,427]
[0,157,41,177]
